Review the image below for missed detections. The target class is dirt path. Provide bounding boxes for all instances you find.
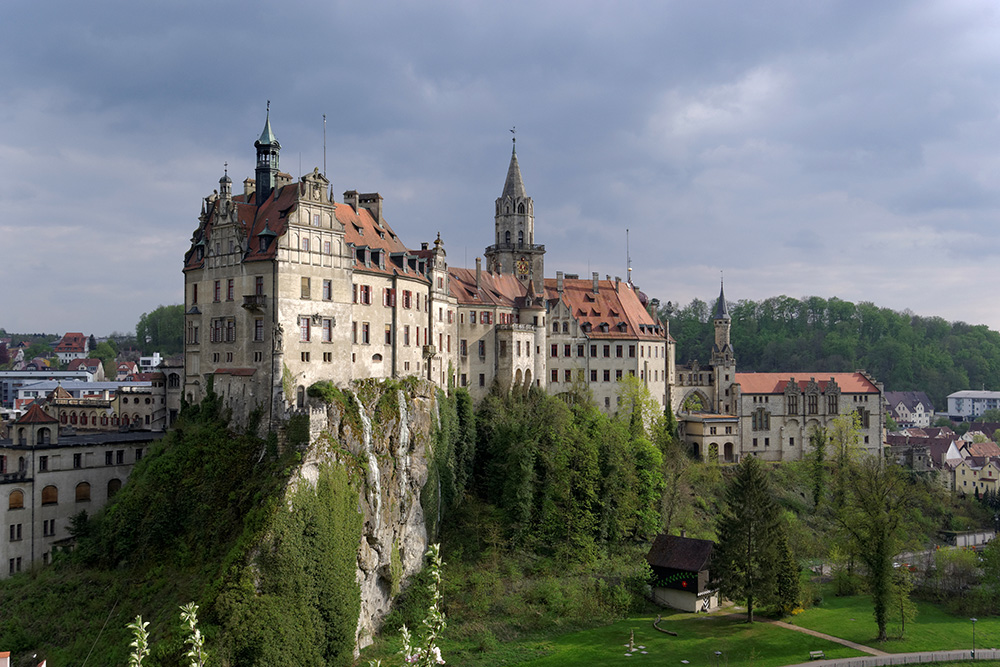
[726,614,889,656]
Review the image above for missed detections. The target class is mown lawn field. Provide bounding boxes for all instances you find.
[788,592,1000,653]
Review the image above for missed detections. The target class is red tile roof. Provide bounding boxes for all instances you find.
[543,277,666,341]
[16,402,58,425]
[735,372,880,394]
[449,268,528,307]
[54,332,87,354]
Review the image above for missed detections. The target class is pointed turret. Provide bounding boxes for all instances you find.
[713,279,730,320]
[254,102,281,206]
[501,143,527,200]
[485,129,543,284]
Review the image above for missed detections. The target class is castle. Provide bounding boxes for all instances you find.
[182,110,670,423]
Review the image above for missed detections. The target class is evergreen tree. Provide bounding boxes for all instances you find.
[713,456,781,622]
[774,527,800,615]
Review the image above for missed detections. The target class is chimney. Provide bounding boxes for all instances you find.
[592,272,599,294]
[476,257,482,290]
[556,271,564,293]
[421,242,429,250]
[615,276,620,293]
[359,192,383,223]
[343,190,359,212]
[244,178,255,199]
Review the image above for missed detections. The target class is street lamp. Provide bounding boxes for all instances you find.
[971,618,977,658]
[714,651,722,667]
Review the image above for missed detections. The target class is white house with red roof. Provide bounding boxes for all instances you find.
[53,332,88,364]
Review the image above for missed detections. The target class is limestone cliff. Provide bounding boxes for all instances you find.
[290,378,435,653]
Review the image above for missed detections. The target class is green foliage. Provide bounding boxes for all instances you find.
[215,464,363,666]
[180,602,208,667]
[837,457,913,642]
[976,409,1000,422]
[809,426,827,509]
[665,294,1000,408]
[135,304,184,355]
[713,456,782,622]
[774,528,801,616]
[887,567,917,638]
[286,413,311,449]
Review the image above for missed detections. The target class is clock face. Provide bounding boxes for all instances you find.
[517,257,529,276]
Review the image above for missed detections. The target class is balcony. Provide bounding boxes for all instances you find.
[484,242,545,254]
[422,345,437,359]
[242,294,267,311]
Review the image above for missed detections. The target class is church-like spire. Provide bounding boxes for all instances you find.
[713,278,730,320]
[501,129,526,200]
[254,101,281,206]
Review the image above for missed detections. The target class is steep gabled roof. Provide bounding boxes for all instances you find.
[885,390,935,413]
[543,277,666,341]
[646,534,713,573]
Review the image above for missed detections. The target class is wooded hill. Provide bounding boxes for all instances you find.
[662,295,1000,408]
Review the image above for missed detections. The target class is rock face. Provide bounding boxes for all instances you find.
[291,379,435,653]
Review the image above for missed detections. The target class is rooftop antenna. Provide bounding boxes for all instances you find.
[323,114,327,178]
[626,228,632,284]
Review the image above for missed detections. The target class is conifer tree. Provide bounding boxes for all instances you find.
[774,528,800,615]
[713,455,781,622]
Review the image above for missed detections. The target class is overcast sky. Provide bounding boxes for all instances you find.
[4,0,1000,337]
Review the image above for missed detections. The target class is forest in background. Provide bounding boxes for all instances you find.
[662,295,1000,408]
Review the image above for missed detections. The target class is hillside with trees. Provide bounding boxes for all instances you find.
[663,295,1000,407]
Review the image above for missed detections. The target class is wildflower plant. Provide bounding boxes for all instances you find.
[180,602,208,667]
[127,616,150,667]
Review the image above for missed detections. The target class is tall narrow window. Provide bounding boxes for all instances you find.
[299,317,310,342]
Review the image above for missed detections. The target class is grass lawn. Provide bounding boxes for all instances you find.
[508,612,866,667]
[787,592,1000,653]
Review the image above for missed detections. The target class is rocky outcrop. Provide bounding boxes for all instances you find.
[290,379,436,654]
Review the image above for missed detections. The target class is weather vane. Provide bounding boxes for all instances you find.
[510,126,516,147]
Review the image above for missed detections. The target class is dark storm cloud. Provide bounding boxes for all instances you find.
[3,0,1000,335]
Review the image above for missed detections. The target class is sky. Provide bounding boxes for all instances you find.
[3,0,1000,337]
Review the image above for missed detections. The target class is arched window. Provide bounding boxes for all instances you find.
[145,398,151,405]
[60,413,68,424]
[101,414,109,426]
[112,414,120,426]
[80,414,88,426]
[18,457,25,472]
[38,427,51,444]
[168,374,180,388]
[504,231,511,244]
[108,478,122,498]
[42,485,58,505]
[518,230,524,245]
[76,482,91,502]
[70,412,77,425]
[17,427,25,444]
[8,489,23,510]
[518,203,525,214]
[296,386,305,409]
[121,415,130,426]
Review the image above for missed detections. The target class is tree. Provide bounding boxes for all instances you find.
[888,566,917,638]
[774,527,800,615]
[837,456,913,641]
[828,414,863,509]
[976,409,1000,423]
[681,394,703,412]
[713,455,781,622]
[933,416,953,428]
[88,334,97,352]
[809,426,827,509]
[885,415,899,431]
[135,304,184,355]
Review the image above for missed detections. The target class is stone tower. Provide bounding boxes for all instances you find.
[485,136,544,291]
[711,280,737,412]
[254,102,281,206]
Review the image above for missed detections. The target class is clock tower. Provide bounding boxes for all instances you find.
[485,133,544,292]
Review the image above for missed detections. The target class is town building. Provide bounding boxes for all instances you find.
[646,533,719,613]
[947,390,1000,422]
[1,404,164,578]
[0,370,93,410]
[53,333,88,364]
[884,391,935,428]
